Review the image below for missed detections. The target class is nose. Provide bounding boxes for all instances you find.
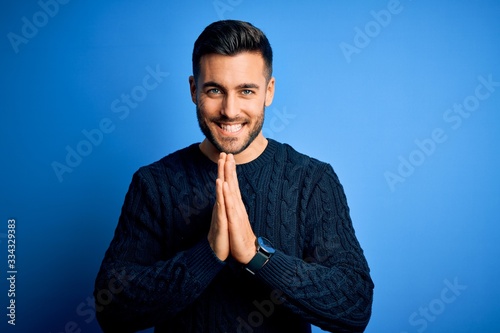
[221,92,239,119]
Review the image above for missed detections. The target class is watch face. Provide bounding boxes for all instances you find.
[258,237,276,255]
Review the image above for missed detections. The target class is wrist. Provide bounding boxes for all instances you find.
[242,237,257,264]
[244,237,275,275]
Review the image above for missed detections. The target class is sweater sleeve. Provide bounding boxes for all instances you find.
[256,164,374,332]
[94,168,225,332]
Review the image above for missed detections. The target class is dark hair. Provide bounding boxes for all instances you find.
[192,20,273,81]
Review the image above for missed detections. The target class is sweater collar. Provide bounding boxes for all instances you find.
[193,139,279,173]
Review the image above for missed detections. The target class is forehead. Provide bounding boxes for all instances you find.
[198,52,267,85]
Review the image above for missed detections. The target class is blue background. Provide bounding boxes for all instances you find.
[1,1,499,332]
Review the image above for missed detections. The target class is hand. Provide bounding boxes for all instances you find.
[207,153,256,263]
[222,154,257,264]
[208,153,230,261]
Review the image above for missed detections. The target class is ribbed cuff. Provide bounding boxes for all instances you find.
[256,251,296,288]
[185,238,226,287]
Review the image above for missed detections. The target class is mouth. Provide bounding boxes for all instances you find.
[218,122,245,135]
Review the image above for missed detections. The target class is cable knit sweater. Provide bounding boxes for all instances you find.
[94,139,373,333]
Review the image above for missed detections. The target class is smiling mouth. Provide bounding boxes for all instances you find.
[219,123,244,133]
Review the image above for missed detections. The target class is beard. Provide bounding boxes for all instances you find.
[196,104,265,155]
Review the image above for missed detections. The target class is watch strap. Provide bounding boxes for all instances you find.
[245,251,269,275]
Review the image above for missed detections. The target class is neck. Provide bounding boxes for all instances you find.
[200,134,268,164]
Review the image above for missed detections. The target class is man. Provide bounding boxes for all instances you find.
[94,20,373,333]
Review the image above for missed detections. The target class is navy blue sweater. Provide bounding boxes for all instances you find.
[94,139,373,332]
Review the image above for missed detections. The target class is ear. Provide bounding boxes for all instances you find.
[189,76,197,104]
[265,77,275,107]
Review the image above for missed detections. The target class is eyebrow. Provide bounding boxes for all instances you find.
[202,81,260,90]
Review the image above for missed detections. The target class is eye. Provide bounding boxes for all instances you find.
[241,89,253,95]
[207,88,222,95]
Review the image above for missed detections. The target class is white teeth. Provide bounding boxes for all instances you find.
[220,124,243,133]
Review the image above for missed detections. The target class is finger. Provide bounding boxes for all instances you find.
[222,181,239,224]
[216,178,227,221]
[224,154,241,199]
[208,178,230,261]
[218,152,227,182]
[223,180,256,264]
[223,180,246,230]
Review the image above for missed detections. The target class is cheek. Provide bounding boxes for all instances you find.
[246,99,266,116]
[241,97,265,112]
[198,97,221,114]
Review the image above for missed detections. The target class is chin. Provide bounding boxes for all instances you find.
[214,139,249,155]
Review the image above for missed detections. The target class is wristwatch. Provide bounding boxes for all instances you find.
[245,237,275,275]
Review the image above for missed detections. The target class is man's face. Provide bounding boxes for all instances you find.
[190,52,275,156]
